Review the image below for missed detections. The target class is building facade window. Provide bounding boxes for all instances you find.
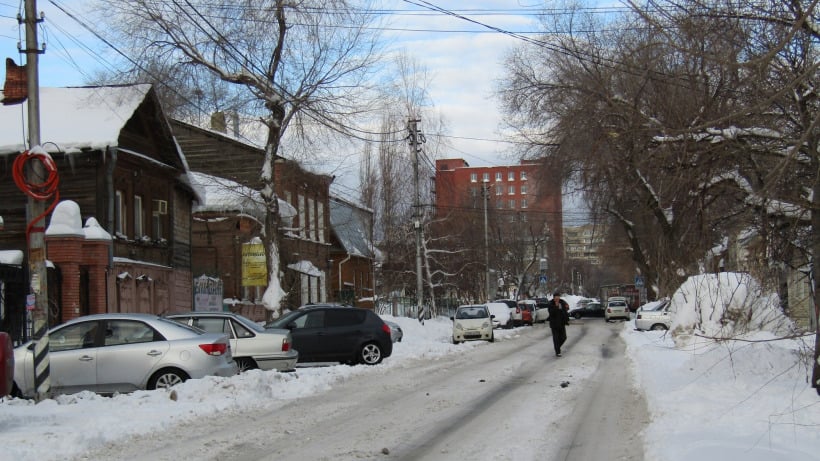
[509,199,516,209]
[508,171,515,181]
[318,202,325,243]
[115,190,126,236]
[470,172,478,183]
[508,185,515,195]
[521,198,528,208]
[298,194,306,237]
[521,184,528,195]
[152,199,167,240]
[134,195,144,238]
[495,186,502,195]
[495,172,502,182]
[308,197,316,241]
[482,172,489,182]
[520,171,527,180]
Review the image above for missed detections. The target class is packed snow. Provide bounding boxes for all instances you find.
[0,273,817,461]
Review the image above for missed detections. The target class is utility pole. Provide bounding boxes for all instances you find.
[407,119,425,322]
[482,179,491,302]
[22,0,50,401]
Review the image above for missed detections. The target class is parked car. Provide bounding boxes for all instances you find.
[533,302,551,323]
[0,332,12,397]
[166,312,298,372]
[568,301,605,319]
[605,297,631,322]
[451,305,494,344]
[493,299,519,326]
[516,300,535,326]
[635,299,672,331]
[383,320,404,343]
[12,313,238,398]
[486,302,513,329]
[265,305,392,365]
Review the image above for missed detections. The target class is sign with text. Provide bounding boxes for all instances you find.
[241,243,267,286]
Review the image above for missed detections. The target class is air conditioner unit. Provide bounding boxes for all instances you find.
[153,199,168,215]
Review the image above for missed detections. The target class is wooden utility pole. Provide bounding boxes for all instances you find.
[408,119,425,322]
[23,0,50,401]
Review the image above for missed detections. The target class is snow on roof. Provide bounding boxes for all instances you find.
[330,197,374,259]
[190,171,296,222]
[287,260,323,277]
[0,85,152,155]
[0,250,24,265]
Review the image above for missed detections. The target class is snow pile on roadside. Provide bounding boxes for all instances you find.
[668,272,795,344]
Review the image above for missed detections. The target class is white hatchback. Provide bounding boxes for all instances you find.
[451,305,494,344]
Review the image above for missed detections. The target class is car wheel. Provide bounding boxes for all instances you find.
[573,312,582,319]
[453,338,460,344]
[147,368,189,390]
[358,342,383,365]
[651,324,668,331]
[488,333,495,343]
[236,357,258,372]
[11,382,24,399]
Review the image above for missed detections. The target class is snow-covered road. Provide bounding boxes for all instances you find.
[74,320,647,461]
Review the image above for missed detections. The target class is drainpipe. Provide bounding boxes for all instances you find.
[105,146,117,311]
[338,254,351,303]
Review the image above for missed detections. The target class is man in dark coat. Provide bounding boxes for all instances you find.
[547,291,570,357]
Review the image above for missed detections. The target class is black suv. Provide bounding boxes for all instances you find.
[265,306,392,365]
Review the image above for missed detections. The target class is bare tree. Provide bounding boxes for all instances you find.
[98,0,386,316]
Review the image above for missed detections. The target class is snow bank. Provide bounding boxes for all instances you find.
[668,272,795,346]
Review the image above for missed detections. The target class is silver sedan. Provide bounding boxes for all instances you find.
[12,313,238,398]
[167,312,298,372]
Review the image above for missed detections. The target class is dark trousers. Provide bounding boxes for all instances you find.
[551,326,567,354]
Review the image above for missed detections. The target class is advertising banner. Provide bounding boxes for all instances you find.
[241,243,267,286]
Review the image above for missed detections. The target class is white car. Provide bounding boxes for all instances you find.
[605,297,631,322]
[486,302,513,329]
[635,299,672,331]
[451,305,494,344]
[167,312,298,372]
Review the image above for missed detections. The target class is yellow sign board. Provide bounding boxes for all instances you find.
[241,243,267,286]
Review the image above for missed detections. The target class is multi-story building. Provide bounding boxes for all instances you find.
[563,224,604,265]
[433,158,563,298]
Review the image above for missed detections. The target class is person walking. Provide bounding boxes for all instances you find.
[547,291,570,357]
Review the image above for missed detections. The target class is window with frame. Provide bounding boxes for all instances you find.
[495,172,502,182]
[508,171,515,181]
[508,185,515,195]
[495,186,502,195]
[496,201,503,209]
[134,195,144,238]
[521,198,528,208]
[482,172,489,182]
[509,199,516,209]
[317,202,325,243]
[152,199,166,240]
[521,184,528,195]
[470,173,478,183]
[520,171,527,180]
[470,186,478,197]
[308,197,316,241]
[114,190,126,236]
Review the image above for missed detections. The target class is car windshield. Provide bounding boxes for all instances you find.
[456,307,488,319]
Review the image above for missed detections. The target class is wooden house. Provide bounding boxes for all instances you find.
[328,196,376,308]
[171,118,334,315]
[0,85,197,342]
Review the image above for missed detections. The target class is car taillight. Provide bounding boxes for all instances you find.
[381,323,391,335]
[282,338,291,352]
[199,343,227,356]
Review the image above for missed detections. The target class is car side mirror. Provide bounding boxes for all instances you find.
[490,314,495,319]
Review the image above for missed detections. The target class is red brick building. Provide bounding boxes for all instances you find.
[433,158,563,297]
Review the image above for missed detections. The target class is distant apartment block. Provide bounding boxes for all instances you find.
[564,224,605,265]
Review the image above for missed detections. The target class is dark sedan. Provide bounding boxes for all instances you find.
[266,306,392,365]
[568,301,605,319]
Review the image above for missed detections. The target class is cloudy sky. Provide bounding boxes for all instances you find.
[0,1,547,162]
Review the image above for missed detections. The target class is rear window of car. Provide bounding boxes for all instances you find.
[325,309,366,327]
[609,301,627,307]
